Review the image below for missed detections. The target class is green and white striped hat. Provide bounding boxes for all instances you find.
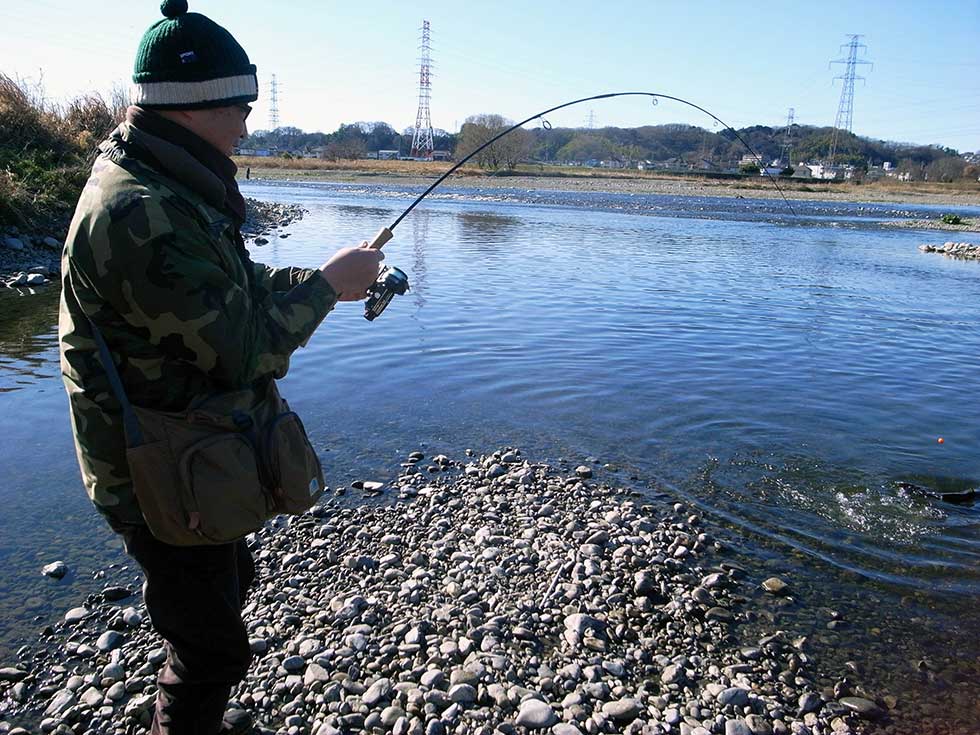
[131,0,258,109]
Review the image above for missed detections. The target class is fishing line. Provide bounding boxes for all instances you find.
[367,90,798,250]
[362,91,799,320]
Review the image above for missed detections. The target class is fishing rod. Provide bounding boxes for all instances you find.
[362,91,799,320]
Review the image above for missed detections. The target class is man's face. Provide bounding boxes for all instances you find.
[199,104,251,156]
[170,104,251,156]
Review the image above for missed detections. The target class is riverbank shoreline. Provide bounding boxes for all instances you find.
[236,165,980,208]
[0,449,904,734]
[5,174,978,286]
[0,199,306,286]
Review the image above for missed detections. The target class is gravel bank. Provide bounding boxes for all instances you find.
[882,217,980,233]
[244,199,308,243]
[0,449,891,735]
[241,169,980,208]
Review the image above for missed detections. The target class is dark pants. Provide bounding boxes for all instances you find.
[123,526,255,735]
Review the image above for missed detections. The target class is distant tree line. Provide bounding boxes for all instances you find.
[241,118,976,181]
[241,122,455,160]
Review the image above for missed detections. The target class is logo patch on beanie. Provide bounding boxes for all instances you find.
[179,50,198,64]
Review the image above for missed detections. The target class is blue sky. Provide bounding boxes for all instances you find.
[4,0,979,152]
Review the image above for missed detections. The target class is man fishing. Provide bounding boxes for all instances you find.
[58,1,381,731]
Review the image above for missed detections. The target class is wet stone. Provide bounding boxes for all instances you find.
[64,606,90,623]
[838,696,885,720]
[762,577,789,595]
[705,607,734,623]
[102,586,133,602]
[798,692,822,715]
[0,668,28,682]
[41,561,67,579]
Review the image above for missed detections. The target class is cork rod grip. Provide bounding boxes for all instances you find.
[367,227,393,250]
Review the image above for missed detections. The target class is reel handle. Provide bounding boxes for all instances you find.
[367,227,393,250]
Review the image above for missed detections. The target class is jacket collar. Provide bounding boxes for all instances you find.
[101,122,228,212]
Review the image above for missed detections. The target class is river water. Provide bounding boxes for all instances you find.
[1,181,978,730]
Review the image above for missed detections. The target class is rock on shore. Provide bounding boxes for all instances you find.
[0,449,887,734]
[1,229,62,289]
[918,241,980,260]
[243,198,307,244]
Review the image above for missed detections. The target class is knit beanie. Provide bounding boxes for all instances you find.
[131,0,258,109]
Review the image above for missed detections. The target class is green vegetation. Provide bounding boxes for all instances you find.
[940,213,963,225]
[0,74,125,230]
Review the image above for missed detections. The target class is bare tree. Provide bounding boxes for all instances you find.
[319,139,366,160]
[455,114,530,170]
[925,156,967,183]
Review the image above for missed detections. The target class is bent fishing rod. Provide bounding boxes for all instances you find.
[362,91,798,320]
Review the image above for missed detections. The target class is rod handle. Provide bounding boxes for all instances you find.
[367,227,393,250]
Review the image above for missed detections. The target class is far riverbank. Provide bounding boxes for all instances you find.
[233,159,980,209]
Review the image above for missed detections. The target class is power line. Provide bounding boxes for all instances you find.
[410,20,434,160]
[828,35,872,164]
[269,73,280,131]
[780,107,795,166]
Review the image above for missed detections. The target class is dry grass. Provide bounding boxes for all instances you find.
[0,74,126,229]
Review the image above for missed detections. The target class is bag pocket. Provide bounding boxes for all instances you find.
[127,441,204,547]
[179,432,271,544]
[263,412,325,514]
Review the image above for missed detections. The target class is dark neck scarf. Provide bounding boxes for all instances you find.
[126,106,246,225]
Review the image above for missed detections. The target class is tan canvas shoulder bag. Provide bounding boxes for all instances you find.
[88,319,326,545]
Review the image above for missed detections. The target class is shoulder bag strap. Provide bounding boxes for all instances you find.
[86,318,145,448]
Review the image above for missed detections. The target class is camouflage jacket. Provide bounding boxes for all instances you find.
[58,121,337,530]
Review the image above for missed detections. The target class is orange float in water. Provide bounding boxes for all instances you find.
[938,437,945,444]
